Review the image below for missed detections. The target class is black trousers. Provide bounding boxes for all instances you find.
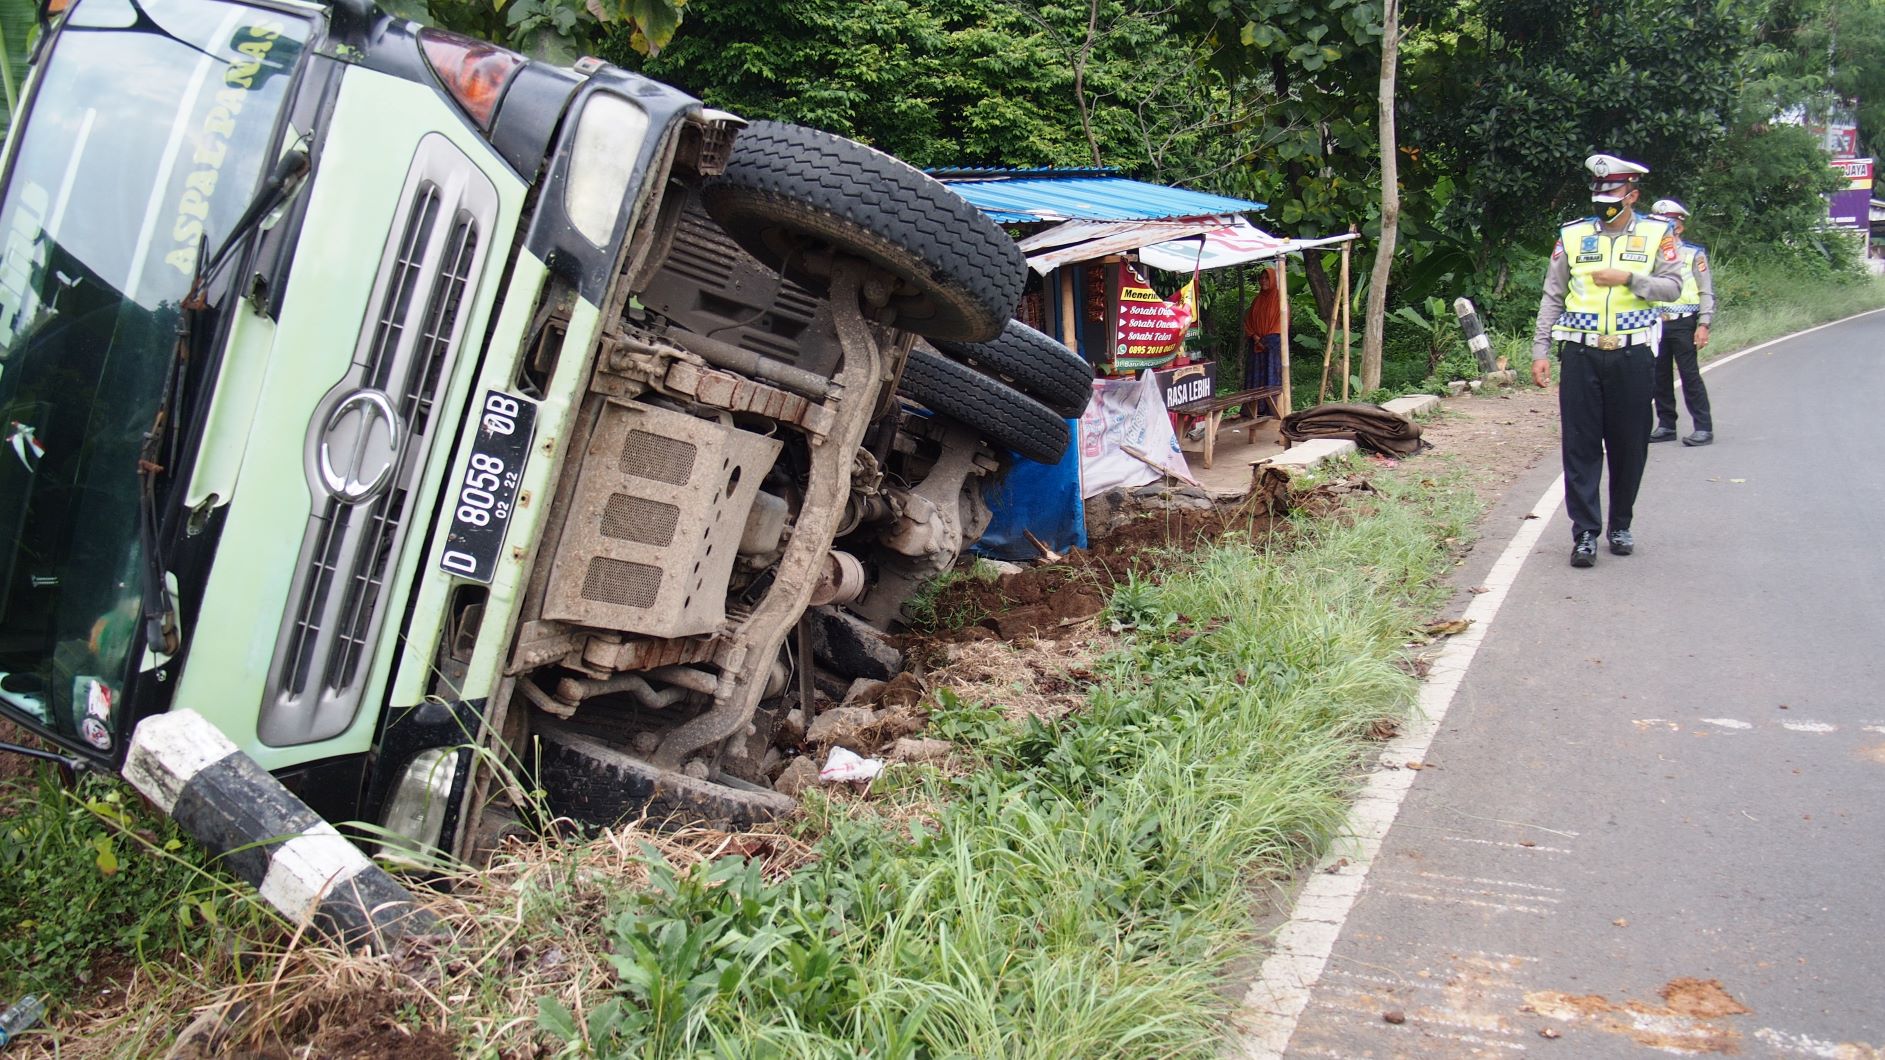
[1559,340,1654,540]
[1654,317,1712,431]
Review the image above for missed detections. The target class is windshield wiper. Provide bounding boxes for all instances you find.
[135,147,310,658]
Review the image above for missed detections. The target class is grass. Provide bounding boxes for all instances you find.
[524,471,1480,1058]
[1703,257,1885,357]
[0,773,276,1007]
[0,471,1480,1058]
[902,557,1004,631]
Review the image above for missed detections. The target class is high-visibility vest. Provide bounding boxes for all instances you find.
[1555,216,1673,336]
[1656,243,1704,315]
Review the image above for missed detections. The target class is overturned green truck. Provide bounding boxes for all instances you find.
[0,0,1092,864]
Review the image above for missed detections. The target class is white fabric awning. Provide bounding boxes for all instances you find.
[1020,219,1233,274]
[1136,219,1358,272]
[1018,216,1358,274]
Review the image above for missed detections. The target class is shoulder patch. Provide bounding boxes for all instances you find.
[1660,235,1679,263]
[1694,253,1709,273]
[1552,240,1564,260]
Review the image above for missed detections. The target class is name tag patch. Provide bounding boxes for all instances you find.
[1619,252,1649,263]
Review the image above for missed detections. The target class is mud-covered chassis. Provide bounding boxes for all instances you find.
[467,122,1089,836]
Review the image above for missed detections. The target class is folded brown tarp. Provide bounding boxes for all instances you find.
[1280,402,1427,456]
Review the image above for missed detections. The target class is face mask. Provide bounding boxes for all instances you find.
[1594,197,1627,223]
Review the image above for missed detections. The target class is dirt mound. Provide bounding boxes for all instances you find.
[920,499,1281,646]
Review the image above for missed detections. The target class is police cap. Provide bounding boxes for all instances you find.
[1586,153,1649,201]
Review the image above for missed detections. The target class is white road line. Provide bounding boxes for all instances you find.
[1752,1025,1885,1057]
[1223,309,1884,1059]
[1780,721,1838,733]
[1413,870,1568,894]
[1440,834,1575,855]
[1700,717,1753,730]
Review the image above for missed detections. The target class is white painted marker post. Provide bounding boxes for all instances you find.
[124,710,441,951]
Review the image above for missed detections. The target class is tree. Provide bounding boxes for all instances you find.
[606,0,1223,171]
[1360,0,1399,392]
[1166,0,1402,326]
[1400,0,1746,275]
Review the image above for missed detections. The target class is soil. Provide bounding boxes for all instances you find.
[1416,384,1561,506]
[915,497,1285,647]
[1524,979,1750,1055]
[0,717,43,791]
[1657,978,1752,1019]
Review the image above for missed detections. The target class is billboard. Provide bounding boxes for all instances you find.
[1829,157,1873,230]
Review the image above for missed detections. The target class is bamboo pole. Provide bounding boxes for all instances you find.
[1317,297,1339,404]
[1339,239,1353,402]
[1275,258,1291,415]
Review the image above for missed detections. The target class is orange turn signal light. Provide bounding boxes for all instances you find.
[419,29,525,131]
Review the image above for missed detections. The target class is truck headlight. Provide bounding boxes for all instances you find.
[565,93,650,248]
[378,747,461,863]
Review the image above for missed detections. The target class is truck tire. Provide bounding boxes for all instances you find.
[702,121,1024,343]
[899,345,1070,465]
[930,320,1095,418]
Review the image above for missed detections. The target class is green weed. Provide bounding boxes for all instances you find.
[544,477,1473,1058]
[0,772,266,1002]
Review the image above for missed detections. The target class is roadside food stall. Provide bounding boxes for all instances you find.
[926,167,1356,557]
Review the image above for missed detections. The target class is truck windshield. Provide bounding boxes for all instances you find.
[0,0,307,748]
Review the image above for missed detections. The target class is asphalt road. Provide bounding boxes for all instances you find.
[1278,312,1885,1058]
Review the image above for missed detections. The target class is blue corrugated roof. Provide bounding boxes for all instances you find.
[930,167,1266,224]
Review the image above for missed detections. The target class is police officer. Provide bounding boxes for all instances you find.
[1646,199,1715,446]
[1531,154,1685,568]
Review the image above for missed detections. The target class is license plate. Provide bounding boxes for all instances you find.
[438,390,538,584]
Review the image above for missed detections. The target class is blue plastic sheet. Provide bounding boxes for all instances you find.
[973,420,1087,561]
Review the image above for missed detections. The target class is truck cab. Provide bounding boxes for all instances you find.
[0,0,1086,861]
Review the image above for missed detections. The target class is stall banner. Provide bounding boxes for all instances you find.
[1154,361,1216,409]
[1112,262,1190,370]
[1174,276,1201,338]
[1078,370,1192,498]
[1828,157,1873,230]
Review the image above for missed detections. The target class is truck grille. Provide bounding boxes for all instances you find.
[261,136,498,747]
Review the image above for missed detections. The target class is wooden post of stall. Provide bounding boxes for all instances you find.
[1339,236,1353,402]
[1317,297,1340,404]
[1058,267,1078,352]
[1275,256,1292,416]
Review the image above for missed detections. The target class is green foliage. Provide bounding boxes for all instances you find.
[543,477,1476,1056]
[1402,0,1746,263]
[0,773,256,1000]
[1684,123,1848,259]
[606,0,1214,170]
[394,0,685,63]
[0,0,37,143]
[540,852,860,1056]
[903,562,998,632]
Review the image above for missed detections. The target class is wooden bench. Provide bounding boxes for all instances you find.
[1168,386,1285,469]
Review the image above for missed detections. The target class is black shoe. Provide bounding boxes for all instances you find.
[1571,532,1598,568]
[1648,426,1679,442]
[1682,430,1713,446]
[1608,529,1634,555]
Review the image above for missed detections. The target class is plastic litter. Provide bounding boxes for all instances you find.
[818,746,884,784]
[0,994,45,1047]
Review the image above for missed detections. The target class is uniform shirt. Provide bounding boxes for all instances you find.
[1672,243,1716,326]
[1531,213,1685,359]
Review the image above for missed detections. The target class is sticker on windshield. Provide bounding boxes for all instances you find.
[8,421,44,473]
[75,677,114,750]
